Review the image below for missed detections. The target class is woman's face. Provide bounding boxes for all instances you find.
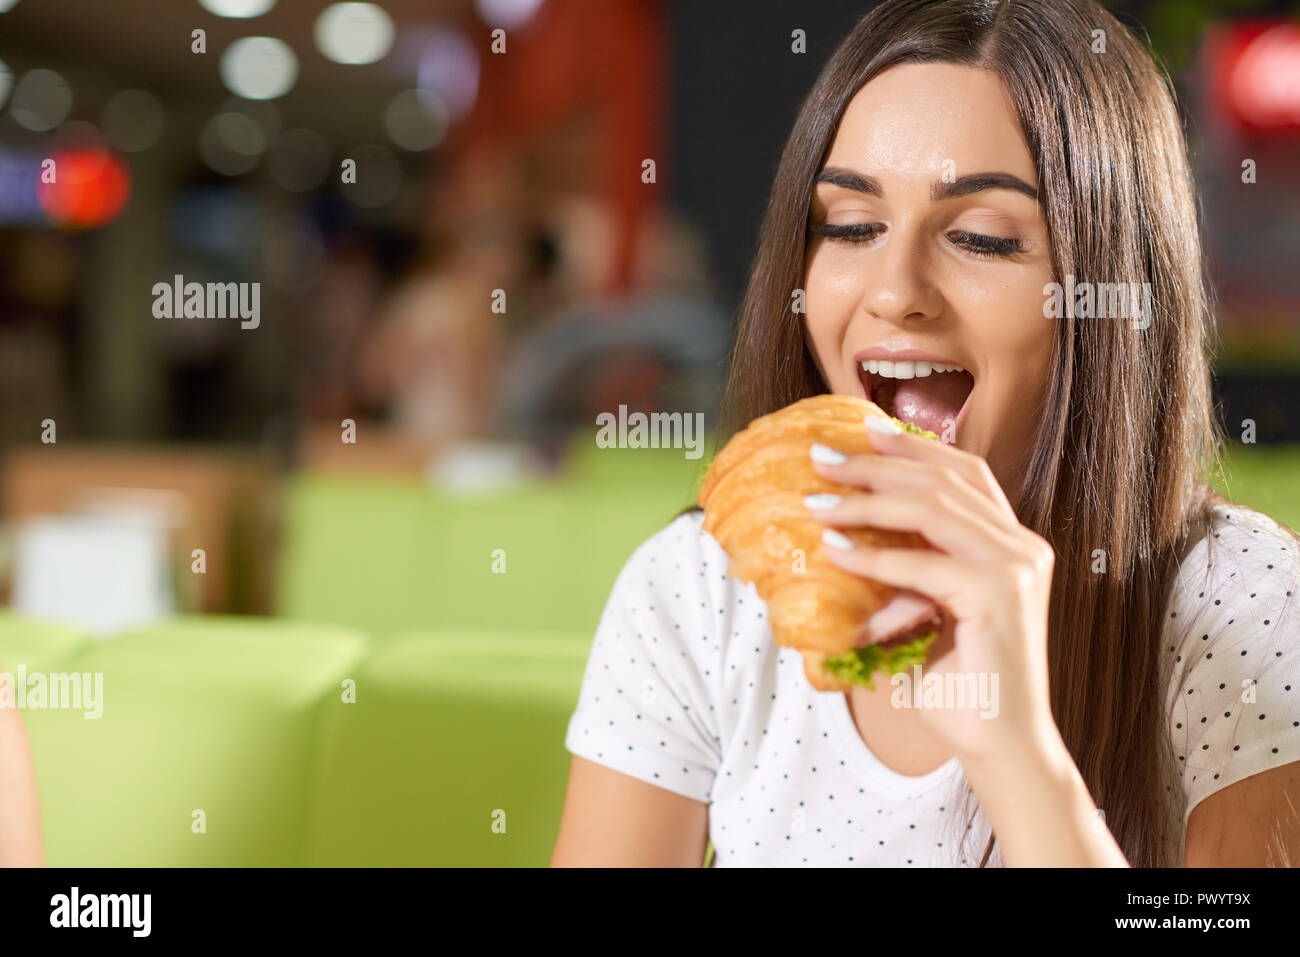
[803,62,1055,502]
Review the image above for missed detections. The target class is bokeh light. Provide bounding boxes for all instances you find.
[10,68,73,132]
[48,120,108,152]
[384,90,449,152]
[314,3,395,65]
[222,96,281,140]
[474,0,545,30]
[198,0,276,17]
[198,110,266,176]
[101,90,166,153]
[220,37,298,100]
[418,30,479,120]
[36,148,131,228]
[1228,24,1300,128]
[268,128,331,191]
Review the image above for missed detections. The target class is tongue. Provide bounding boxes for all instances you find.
[891,374,969,436]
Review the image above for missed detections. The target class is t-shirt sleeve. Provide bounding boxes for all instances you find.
[564,514,723,803]
[1164,506,1300,823]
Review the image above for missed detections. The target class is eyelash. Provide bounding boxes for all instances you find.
[807,222,1025,259]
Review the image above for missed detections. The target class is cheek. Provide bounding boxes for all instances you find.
[960,273,1055,367]
[802,251,860,353]
[801,253,841,377]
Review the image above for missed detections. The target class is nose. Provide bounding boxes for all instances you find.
[859,225,942,325]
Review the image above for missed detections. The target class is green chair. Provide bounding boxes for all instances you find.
[275,433,704,641]
[22,616,370,866]
[305,630,592,867]
[0,611,92,675]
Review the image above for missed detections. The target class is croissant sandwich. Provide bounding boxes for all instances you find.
[698,394,942,692]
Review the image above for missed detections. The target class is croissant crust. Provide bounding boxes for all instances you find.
[698,394,931,691]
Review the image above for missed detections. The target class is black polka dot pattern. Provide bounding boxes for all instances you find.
[565,512,997,866]
[1164,505,1300,831]
[565,505,1296,867]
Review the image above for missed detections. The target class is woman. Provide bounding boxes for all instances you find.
[551,0,1300,867]
[0,685,44,867]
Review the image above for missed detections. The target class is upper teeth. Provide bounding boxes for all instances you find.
[860,359,966,379]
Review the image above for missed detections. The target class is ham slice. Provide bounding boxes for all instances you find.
[856,588,941,647]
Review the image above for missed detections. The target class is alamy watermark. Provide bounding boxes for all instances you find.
[0,667,103,719]
[1043,274,1153,329]
[891,666,999,719]
[595,404,706,460]
[152,274,260,329]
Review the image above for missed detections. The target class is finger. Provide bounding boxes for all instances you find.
[818,531,986,610]
[860,418,1017,520]
[810,449,1016,533]
[805,489,1017,560]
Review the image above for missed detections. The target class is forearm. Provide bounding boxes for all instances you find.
[0,703,45,867]
[962,724,1129,868]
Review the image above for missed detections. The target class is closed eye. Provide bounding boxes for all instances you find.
[948,230,1025,259]
[807,222,884,244]
[809,222,1026,259]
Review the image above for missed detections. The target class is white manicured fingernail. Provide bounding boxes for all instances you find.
[804,493,841,511]
[821,528,855,551]
[865,416,903,436]
[810,444,847,464]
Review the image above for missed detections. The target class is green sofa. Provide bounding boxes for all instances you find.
[0,614,593,867]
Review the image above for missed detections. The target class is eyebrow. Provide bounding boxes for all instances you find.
[814,167,1038,202]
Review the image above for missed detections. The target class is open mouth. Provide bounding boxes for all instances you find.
[857,359,975,440]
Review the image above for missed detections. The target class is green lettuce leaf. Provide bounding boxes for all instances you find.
[821,631,937,690]
[890,417,941,441]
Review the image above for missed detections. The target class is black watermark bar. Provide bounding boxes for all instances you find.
[0,866,1284,943]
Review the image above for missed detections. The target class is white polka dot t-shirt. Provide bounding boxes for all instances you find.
[1161,504,1300,826]
[564,503,1300,866]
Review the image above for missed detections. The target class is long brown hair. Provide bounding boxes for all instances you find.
[721,0,1229,866]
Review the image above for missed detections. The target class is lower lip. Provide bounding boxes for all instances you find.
[857,369,975,445]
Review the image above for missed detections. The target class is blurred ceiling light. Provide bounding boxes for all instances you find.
[418,30,479,120]
[0,0,21,12]
[10,68,73,132]
[385,89,449,151]
[198,111,264,175]
[101,89,165,152]
[314,3,395,65]
[198,0,276,17]
[268,128,331,191]
[37,148,131,228]
[220,36,298,100]
[0,59,13,112]
[474,0,544,30]
[215,111,267,155]
[342,143,400,207]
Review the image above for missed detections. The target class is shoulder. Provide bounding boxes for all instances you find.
[1162,503,1300,822]
[1165,503,1298,639]
[604,509,739,624]
[566,510,747,800]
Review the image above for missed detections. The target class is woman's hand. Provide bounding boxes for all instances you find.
[806,417,1060,771]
